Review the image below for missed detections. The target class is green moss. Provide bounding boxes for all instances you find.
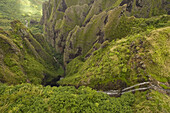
[59,4,90,34]
[0,32,27,84]
[130,0,168,18]
[133,90,170,112]
[0,66,26,85]
[83,0,105,24]
[85,42,102,57]
[104,0,123,11]
[0,33,20,52]
[34,33,52,54]
[29,24,43,34]
[3,54,23,77]
[65,4,89,27]
[65,0,94,7]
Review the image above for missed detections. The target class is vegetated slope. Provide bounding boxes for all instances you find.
[59,24,170,91]
[41,0,170,90]
[0,20,64,85]
[133,89,170,113]
[0,0,169,112]
[41,0,169,56]
[39,0,170,112]
[0,0,46,31]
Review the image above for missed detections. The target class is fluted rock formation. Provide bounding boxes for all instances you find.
[41,0,169,65]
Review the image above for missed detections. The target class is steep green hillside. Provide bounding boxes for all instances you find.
[41,0,169,55]
[0,0,46,31]
[0,0,169,112]
[59,24,170,90]
[41,0,170,112]
[0,20,64,85]
[40,0,170,91]
[133,90,170,112]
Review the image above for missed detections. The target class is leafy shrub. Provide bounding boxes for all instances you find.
[0,84,135,113]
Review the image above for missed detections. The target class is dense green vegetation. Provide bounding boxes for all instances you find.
[0,83,135,113]
[0,0,169,112]
[133,90,170,113]
[0,20,64,85]
[0,83,169,113]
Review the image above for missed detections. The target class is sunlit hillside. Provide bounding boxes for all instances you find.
[0,0,47,30]
[20,0,47,16]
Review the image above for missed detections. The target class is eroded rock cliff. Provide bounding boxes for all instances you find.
[41,0,169,65]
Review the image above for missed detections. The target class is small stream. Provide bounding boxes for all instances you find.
[47,73,170,97]
[99,82,170,96]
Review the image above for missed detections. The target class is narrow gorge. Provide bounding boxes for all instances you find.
[0,0,170,112]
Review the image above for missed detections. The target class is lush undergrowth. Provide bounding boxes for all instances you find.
[0,83,135,113]
[0,84,169,113]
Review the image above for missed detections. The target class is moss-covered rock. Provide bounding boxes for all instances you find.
[41,0,94,48]
[120,0,169,18]
[64,10,170,65]
[42,0,169,65]
[54,4,90,53]
[64,11,108,64]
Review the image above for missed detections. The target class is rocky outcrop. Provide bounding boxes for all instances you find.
[64,5,127,64]
[41,0,169,65]
[41,0,94,48]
